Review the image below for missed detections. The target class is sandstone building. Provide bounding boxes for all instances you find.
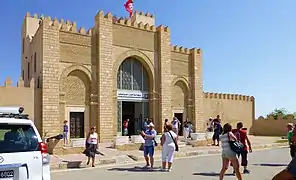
[0,11,255,142]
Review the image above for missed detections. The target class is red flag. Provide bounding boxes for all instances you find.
[124,0,133,17]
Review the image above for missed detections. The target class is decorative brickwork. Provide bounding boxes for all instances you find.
[95,11,114,141]
[6,11,256,143]
[156,25,172,131]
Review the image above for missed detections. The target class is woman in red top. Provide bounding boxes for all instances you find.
[231,122,252,174]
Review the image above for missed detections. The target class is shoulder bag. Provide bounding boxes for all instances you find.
[228,133,244,153]
[168,131,179,151]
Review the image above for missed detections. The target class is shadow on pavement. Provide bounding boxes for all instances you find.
[108,166,159,172]
[253,163,288,167]
[193,172,233,176]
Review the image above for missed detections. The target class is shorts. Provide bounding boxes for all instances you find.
[63,132,68,141]
[230,150,248,167]
[144,146,154,157]
[212,132,220,141]
[222,151,237,160]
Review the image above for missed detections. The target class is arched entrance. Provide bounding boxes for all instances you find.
[61,68,91,139]
[172,79,189,136]
[116,57,150,136]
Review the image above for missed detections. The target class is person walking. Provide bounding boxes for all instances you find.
[183,118,190,139]
[160,124,178,172]
[172,117,180,137]
[231,122,252,174]
[219,123,242,180]
[212,120,222,146]
[83,126,98,167]
[140,123,157,169]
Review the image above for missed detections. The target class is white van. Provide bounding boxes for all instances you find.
[0,107,50,180]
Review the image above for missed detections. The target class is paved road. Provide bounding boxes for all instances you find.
[52,147,290,180]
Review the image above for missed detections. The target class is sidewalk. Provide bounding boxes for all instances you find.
[50,136,287,170]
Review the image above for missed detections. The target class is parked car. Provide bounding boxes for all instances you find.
[0,107,50,180]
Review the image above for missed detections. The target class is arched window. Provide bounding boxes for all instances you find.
[117,58,149,91]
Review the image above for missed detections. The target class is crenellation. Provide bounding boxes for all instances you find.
[87,28,92,35]
[171,45,191,54]
[114,15,155,32]
[52,18,59,27]
[179,46,185,53]
[150,25,156,31]
[17,77,24,87]
[124,19,131,26]
[70,22,77,32]
[33,13,38,18]
[30,78,35,88]
[79,27,86,34]
[118,18,124,25]
[104,12,113,19]
[4,77,12,87]
[138,22,144,29]
[214,93,218,98]
[203,92,254,101]
[144,23,150,30]
[25,12,30,17]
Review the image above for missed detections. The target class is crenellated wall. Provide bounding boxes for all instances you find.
[250,115,296,136]
[18,10,254,142]
[0,77,42,132]
[203,92,255,132]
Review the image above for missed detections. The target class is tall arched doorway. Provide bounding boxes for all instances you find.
[172,80,189,136]
[62,69,91,138]
[116,57,149,136]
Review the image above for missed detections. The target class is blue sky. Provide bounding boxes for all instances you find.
[0,0,295,117]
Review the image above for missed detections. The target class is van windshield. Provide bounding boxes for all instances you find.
[0,124,39,153]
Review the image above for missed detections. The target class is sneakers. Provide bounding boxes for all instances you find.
[160,167,172,172]
[243,169,251,174]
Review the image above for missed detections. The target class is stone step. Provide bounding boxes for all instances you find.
[70,138,86,147]
[52,147,85,155]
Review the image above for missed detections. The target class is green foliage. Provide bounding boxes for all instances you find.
[294,112,296,119]
[267,108,288,120]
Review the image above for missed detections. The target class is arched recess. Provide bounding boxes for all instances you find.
[113,50,155,136]
[172,77,189,135]
[59,65,92,139]
[60,65,92,92]
[113,50,154,91]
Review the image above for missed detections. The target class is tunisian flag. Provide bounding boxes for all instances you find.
[124,0,133,17]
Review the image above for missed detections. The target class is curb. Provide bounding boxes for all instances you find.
[50,143,287,170]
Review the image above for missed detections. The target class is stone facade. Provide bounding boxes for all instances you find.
[0,10,255,142]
